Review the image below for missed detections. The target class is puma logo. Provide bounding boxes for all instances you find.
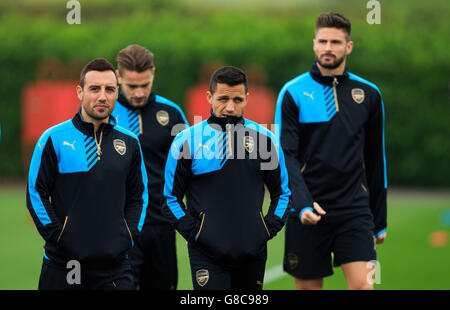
[199,144,209,151]
[303,91,314,100]
[63,140,76,151]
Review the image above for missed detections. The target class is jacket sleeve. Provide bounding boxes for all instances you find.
[275,89,314,217]
[161,132,200,242]
[125,138,148,241]
[26,133,63,243]
[364,90,388,236]
[262,133,292,239]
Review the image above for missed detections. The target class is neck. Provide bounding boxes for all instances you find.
[81,108,109,132]
[317,60,346,76]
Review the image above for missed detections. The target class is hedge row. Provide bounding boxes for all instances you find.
[0,1,449,186]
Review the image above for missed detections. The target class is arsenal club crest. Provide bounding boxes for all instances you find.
[243,136,255,153]
[351,88,365,104]
[156,110,169,126]
[113,139,126,156]
[196,269,209,287]
[287,253,299,270]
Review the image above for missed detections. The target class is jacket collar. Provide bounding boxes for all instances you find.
[207,109,244,131]
[309,61,349,86]
[117,92,156,111]
[72,108,117,137]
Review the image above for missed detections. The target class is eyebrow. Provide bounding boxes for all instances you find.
[126,82,150,87]
[87,84,117,89]
[217,95,244,100]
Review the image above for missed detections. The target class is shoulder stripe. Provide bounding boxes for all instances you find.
[113,124,140,141]
[348,73,381,96]
[155,95,189,125]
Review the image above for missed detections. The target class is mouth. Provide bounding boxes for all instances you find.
[322,54,336,61]
[132,97,146,103]
[94,104,109,111]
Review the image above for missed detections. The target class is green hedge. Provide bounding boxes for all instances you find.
[0,1,449,187]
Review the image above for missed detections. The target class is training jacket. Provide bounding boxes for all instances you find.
[162,111,291,262]
[275,62,387,236]
[26,110,148,266]
[111,92,188,226]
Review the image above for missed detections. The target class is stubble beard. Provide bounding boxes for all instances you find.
[316,54,345,70]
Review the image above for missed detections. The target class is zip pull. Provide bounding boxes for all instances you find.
[332,76,339,86]
[138,111,143,135]
[332,77,340,112]
[226,124,233,156]
[94,127,104,161]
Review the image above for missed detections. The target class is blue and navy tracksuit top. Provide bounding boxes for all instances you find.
[275,62,387,236]
[26,110,148,266]
[162,111,291,262]
[111,92,189,226]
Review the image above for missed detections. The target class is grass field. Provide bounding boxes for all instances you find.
[0,184,449,290]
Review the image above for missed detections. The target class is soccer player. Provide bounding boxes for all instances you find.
[26,58,148,290]
[111,45,189,290]
[275,12,387,290]
[162,66,291,290]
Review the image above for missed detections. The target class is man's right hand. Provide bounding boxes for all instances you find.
[301,202,326,225]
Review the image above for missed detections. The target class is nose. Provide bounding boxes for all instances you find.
[135,88,144,98]
[224,100,235,113]
[98,88,107,102]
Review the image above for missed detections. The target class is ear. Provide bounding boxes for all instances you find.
[76,85,83,101]
[206,90,213,105]
[346,40,354,56]
[243,92,249,108]
[116,70,122,84]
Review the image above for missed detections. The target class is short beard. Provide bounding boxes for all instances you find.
[316,54,345,70]
[84,106,111,121]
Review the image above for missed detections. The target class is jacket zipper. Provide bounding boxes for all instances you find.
[94,127,104,161]
[260,212,271,238]
[226,124,232,156]
[195,212,206,241]
[57,216,68,243]
[361,183,368,192]
[300,163,307,173]
[138,111,143,134]
[123,218,134,244]
[333,77,340,112]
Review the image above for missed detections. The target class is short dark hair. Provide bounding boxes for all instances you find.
[116,44,154,74]
[209,66,248,94]
[79,58,117,88]
[316,12,351,40]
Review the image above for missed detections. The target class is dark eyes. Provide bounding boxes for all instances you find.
[218,97,243,103]
[89,86,116,92]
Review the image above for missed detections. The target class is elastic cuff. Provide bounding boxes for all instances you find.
[299,207,313,220]
[375,228,386,237]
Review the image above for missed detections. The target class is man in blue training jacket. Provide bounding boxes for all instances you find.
[27,58,148,290]
[162,66,291,290]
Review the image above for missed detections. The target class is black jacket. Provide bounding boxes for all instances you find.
[275,63,387,235]
[26,110,148,266]
[111,92,188,226]
[162,111,291,263]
